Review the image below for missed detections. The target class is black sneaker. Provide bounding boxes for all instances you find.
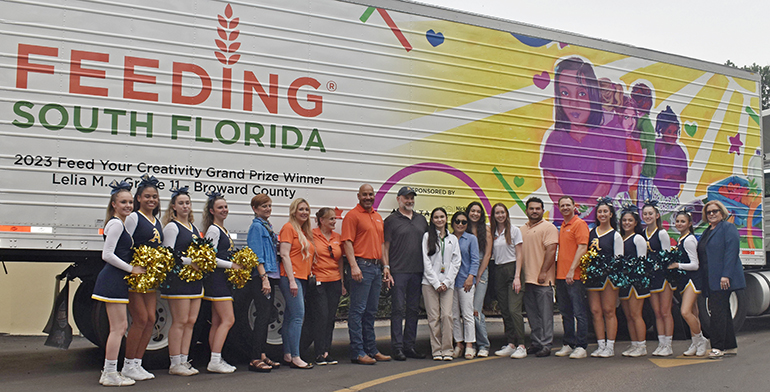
[324,355,338,365]
[315,355,327,365]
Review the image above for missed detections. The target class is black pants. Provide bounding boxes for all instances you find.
[390,272,422,350]
[300,280,343,356]
[240,277,279,361]
[708,290,738,351]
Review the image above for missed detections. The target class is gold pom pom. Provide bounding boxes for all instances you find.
[225,247,260,289]
[125,245,175,292]
[178,242,218,282]
[579,248,599,283]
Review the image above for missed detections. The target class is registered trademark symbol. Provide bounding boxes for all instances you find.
[326,81,337,92]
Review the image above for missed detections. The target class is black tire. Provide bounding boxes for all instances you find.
[72,280,100,346]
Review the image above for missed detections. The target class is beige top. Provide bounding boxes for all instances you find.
[520,219,559,286]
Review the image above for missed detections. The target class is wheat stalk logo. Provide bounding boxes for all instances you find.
[215,4,240,66]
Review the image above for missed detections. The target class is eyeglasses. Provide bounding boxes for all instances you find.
[454,219,468,225]
[328,245,334,259]
[706,210,720,215]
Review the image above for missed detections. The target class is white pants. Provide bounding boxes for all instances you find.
[453,285,476,343]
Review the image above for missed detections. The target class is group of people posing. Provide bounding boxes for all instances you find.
[91,176,746,387]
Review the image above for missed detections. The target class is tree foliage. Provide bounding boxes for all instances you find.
[725,60,770,110]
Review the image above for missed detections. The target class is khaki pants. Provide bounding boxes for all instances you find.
[422,284,454,357]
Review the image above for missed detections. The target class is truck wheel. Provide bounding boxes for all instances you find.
[700,290,747,335]
[91,292,172,369]
[72,280,100,346]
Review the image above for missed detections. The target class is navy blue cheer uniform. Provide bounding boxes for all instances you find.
[619,234,650,300]
[125,211,164,293]
[203,224,235,301]
[92,217,135,303]
[586,228,623,291]
[160,221,204,299]
[646,228,674,292]
[676,234,702,293]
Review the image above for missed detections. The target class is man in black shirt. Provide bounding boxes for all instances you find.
[383,186,428,360]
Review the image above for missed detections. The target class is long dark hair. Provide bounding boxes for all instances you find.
[427,207,448,257]
[554,57,604,131]
[594,200,618,231]
[676,211,695,236]
[134,182,160,217]
[619,211,642,237]
[466,201,488,254]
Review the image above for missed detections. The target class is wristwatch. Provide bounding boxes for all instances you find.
[383,265,390,270]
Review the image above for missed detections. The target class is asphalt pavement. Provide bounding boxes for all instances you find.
[2,315,770,391]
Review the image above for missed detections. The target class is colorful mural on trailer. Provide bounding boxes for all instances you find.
[359,6,762,251]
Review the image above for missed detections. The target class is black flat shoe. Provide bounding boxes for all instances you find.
[404,348,426,359]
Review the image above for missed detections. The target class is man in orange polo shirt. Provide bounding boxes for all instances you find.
[520,197,558,357]
[553,196,590,359]
[342,184,391,365]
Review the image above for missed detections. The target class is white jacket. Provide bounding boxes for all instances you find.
[421,231,461,289]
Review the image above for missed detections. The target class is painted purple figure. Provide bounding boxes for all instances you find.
[653,106,687,197]
[541,57,626,214]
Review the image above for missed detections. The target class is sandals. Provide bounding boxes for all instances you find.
[248,360,272,373]
[263,358,280,369]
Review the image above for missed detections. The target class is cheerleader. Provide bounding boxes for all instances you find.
[160,186,202,376]
[91,181,141,386]
[121,174,163,381]
[202,192,242,373]
[618,207,649,357]
[642,200,674,356]
[667,210,707,356]
[586,198,623,358]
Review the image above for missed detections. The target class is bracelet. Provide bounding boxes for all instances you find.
[259,273,267,279]
[383,265,390,269]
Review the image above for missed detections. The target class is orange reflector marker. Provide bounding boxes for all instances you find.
[98,228,104,235]
[0,225,31,232]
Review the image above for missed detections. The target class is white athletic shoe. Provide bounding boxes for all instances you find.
[99,370,136,386]
[184,361,199,375]
[621,345,635,357]
[599,345,614,358]
[657,344,673,357]
[169,363,196,376]
[629,344,647,357]
[696,337,709,357]
[569,347,587,359]
[510,346,527,359]
[207,359,236,373]
[120,365,153,381]
[555,345,573,357]
[477,348,489,358]
[651,343,663,356]
[590,346,605,358]
[495,345,516,357]
[683,339,698,356]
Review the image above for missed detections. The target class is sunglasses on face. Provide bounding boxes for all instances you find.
[454,219,467,225]
[706,210,720,215]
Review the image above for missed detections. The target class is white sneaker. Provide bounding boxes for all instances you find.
[590,346,605,358]
[651,343,663,356]
[683,339,698,356]
[629,344,647,357]
[169,363,196,376]
[207,359,236,373]
[121,365,153,381]
[656,344,673,357]
[696,337,709,357]
[495,345,516,357]
[555,345,573,357]
[621,345,635,357]
[599,345,614,358]
[99,370,136,386]
[569,347,587,359]
[477,348,489,358]
[184,361,199,375]
[510,346,527,359]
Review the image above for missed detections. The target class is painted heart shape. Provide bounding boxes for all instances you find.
[513,176,525,187]
[426,29,444,47]
[533,71,550,89]
[684,122,698,137]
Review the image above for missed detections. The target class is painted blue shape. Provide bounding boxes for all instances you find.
[511,33,551,47]
[426,29,444,47]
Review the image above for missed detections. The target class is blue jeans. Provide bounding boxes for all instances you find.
[390,273,422,350]
[555,279,588,349]
[348,260,382,359]
[473,269,490,350]
[279,276,307,357]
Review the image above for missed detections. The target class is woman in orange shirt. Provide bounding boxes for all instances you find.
[302,207,345,365]
[279,198,316,369]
